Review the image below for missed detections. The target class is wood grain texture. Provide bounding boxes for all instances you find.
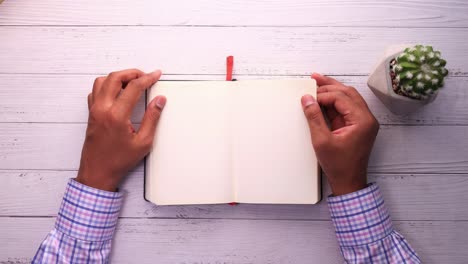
[0,27,467,76]
[0,74,467,125]
[1,217,467,264]
[1,170,467,221]
[1,0,468,260]
[1,123,466,172]
[1,0,468,27]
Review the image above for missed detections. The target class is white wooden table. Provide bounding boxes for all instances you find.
[1,1,467,263]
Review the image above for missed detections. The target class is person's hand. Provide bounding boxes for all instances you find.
[76,69,167,192]
[301,73,379,196]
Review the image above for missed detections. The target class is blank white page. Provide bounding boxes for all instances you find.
[232,79,319,204]
[146,81,235,205]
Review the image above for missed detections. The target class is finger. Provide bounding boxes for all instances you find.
[136,95,166,151]
[311,73,342,87]
[318,85,368,107]
[327,108,347,131]
[87,93,93,110]
[317,91,360,120]
[301,95,331,148]
[116,70,162,117]
[100,69,145,101]
[324,105,339,122]
[92,76,106,97]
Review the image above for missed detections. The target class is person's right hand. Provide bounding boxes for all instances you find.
[301,73,379,196]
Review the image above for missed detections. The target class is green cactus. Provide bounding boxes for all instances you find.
[391,45,448,99]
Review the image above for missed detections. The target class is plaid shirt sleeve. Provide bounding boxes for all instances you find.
[328,183,421,263]
[32,179,123,264]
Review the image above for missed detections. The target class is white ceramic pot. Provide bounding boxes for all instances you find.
[367,45,437,115]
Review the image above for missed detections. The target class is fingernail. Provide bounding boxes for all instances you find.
[151,70,162,76]
[154,96,166,110]
[311,72,322,78]
[301,94,316,107]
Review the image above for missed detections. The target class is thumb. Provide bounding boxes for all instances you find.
[301,94,331,147]
[137,95,166,149]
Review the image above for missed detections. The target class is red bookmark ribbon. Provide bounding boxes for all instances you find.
[226,56,234,81]
[227,55,237,206]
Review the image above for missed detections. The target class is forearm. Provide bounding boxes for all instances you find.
[328,183,420,263]
[33,179,123,263]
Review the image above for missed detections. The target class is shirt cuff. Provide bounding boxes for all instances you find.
[327,183,393,247]
[55,179,124,242]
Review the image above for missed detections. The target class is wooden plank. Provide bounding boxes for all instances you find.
[1,75,467,125]
[1,170,467,221]
[0,123,466,173]
[369,126,468,174]
[0,27,467,76]
[1,217,467,263]
[1,0,467,27]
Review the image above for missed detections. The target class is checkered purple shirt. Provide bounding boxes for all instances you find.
[33,180,419,263]
[328,183,420,263]
[32,179,123,263]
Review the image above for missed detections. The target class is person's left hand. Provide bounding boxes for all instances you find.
[76,69,166,191]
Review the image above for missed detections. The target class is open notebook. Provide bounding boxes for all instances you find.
[145,79,320,205]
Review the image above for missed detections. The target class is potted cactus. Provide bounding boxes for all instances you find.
[367,45,448,115]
